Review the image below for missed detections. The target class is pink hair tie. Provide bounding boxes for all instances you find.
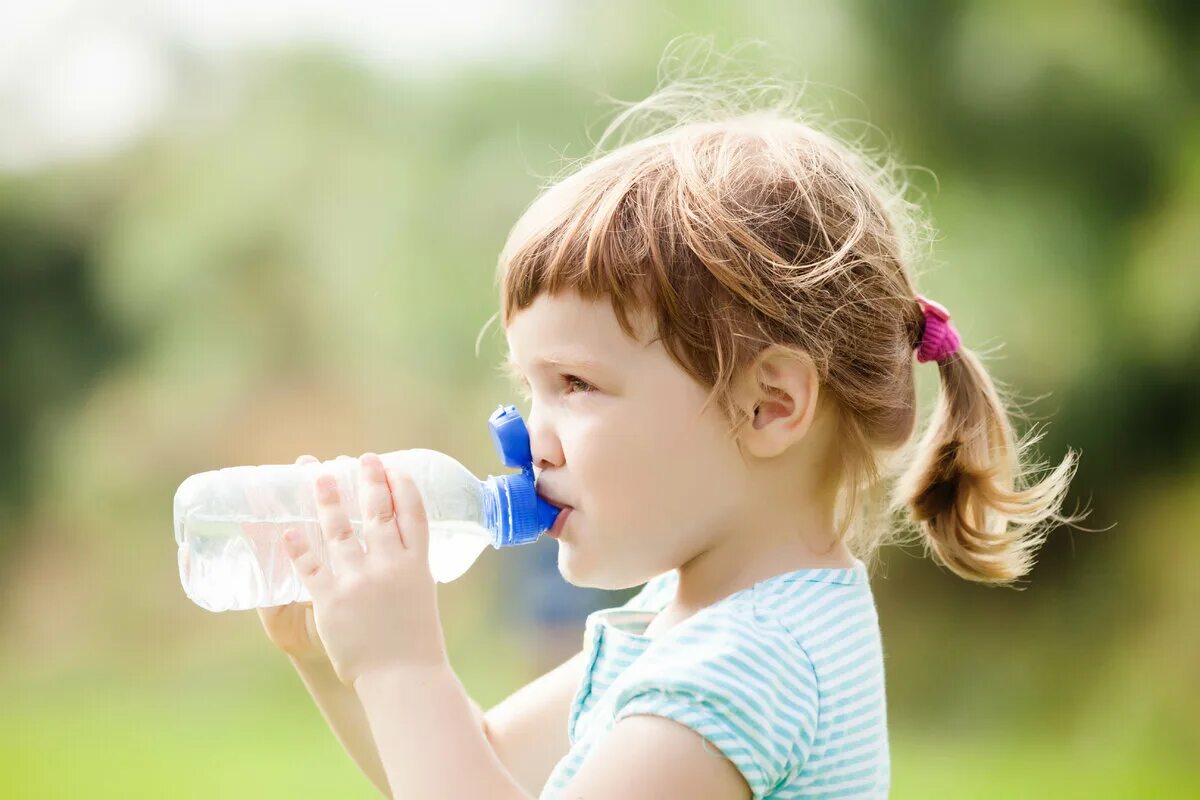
[915,294,961,364]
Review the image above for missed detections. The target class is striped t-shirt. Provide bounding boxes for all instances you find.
[541,560,890,799]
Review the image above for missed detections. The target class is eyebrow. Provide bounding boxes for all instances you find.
[503,352,609,381]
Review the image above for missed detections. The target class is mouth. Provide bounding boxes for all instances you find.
[537,489,571,510]
[548,506,573,539]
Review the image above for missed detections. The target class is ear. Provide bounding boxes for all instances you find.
[735,346,821,459]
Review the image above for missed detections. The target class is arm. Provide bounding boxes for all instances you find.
[481,649,586,795]
[355,662,531,799]
[287,654,396,798]
[557,715,751,799]
[288,650,495,800]
[289,640,581,799]
[355,649,586,799]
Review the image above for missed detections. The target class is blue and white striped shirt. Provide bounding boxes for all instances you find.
[541,560,889,799]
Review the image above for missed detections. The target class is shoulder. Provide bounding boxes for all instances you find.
[605,591,821,796]
[753,567,884,677]
[629,585,823,710]
[643,565,878,674]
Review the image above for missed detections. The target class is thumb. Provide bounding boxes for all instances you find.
[386,467,430,558]
[302,603,326,655]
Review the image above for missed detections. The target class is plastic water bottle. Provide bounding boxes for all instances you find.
[175,405,561,612]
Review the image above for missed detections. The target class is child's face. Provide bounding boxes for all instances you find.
[505,290,749,590]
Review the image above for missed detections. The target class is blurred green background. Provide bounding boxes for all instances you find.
[1,2,1197,797]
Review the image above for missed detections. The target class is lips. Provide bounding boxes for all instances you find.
[537,488,573,538]
[548,506,573,538]
[537,488,571,510]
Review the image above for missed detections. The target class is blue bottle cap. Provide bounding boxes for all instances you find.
[483,404,562,547]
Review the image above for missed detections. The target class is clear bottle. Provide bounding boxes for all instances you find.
[175,405,560,612]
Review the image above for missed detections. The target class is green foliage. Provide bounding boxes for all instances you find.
[1,2,1197,794]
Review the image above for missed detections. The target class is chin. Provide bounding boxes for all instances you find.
[556,545,597,588]
[556,546,640,591]
[555,543,600,588]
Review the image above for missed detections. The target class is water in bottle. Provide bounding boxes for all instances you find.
[175,405,561,612]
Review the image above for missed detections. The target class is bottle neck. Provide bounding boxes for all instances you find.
[481,476,504,548]
[481,471,551,548]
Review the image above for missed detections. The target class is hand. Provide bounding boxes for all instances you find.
[256,601,324,661]
[282,452,449,687]
[254,456,326,663]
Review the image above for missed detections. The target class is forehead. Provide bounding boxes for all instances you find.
[505,291,654,367]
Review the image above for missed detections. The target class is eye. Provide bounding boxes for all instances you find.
[562,374,596,395]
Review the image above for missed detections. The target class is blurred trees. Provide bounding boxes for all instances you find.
[0,0,1196,777]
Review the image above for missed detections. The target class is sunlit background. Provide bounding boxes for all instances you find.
[1,2,1197,797]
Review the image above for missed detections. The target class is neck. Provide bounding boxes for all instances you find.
[669,455,852,619]
[672,521,852,618]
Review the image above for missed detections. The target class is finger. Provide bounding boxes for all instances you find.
[282,526,334,597]
[289,455,323,551]
[385,467,430,561]
[313,470,367,572]
[357,453,407,557]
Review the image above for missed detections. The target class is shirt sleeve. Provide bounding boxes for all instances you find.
[609,613,819,797]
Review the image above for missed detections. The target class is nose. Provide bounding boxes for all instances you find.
[526,404,565,472]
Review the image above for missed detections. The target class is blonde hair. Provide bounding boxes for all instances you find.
[493,56,1088,585]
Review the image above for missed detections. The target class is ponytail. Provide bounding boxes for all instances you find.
[894,345,1086,584]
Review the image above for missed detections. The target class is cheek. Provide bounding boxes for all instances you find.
[655,427,738,527]
[576,402,737,534]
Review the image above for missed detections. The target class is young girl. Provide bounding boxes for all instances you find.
[258,83,1082,799]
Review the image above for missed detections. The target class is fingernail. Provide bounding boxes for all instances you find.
[360,453,384,478]
[316,474,338,498]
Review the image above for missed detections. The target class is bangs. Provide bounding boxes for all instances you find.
[494,116,872,429]
[498,157,673,342]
